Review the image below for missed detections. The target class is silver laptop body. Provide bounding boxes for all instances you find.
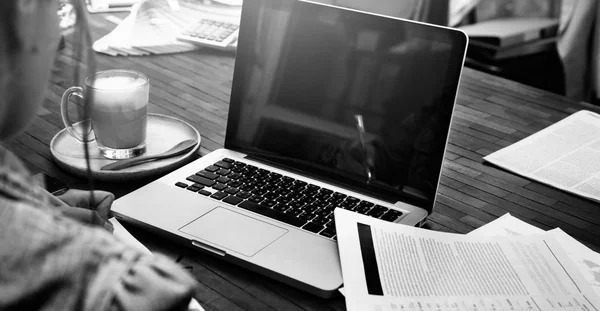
[113,0,467,298]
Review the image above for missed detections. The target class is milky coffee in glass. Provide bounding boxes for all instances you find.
[61,70,149,159]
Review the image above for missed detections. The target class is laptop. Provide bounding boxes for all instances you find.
[112,0,467,298]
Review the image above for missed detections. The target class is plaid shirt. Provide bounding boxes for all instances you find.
[0,147,198,311]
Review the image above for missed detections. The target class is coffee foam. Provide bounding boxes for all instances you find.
[90,76,149,111]
[92,76,146,90]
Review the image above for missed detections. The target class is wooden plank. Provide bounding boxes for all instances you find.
[427,212,465,233]
[474,174,557,206]
[454,157,531,187]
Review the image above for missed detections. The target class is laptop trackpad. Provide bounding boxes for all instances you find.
[179,207,288,257]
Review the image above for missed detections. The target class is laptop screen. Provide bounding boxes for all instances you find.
[226,0,467,213]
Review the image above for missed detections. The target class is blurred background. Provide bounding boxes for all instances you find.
[67,0,599,104]
[312,0,598,105]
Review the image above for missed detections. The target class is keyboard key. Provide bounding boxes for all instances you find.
[317,210,331,218]
[224,187,239,195]
[306,184,320,191]
[217,176,230,183]
[215,161,233,169]
[175,182,188,188]
[210,191,228,200]
[237,191,252,199]
[299,212,316,221]
[312,216,329,226]
[212,183,228,191]
[204,165,219,172]
[319,228,336,238]
[368,209,386,218]
[263,192,279,200]
[196,170,219,180]
[249,195,264,203]
[187,175,216,187]
[354,206,371,215]
[288,201,305,209]
[198,189,211,196]
[238,201,307,227]
[387,210,403,217]
[262,200,277,208]
[187,186,201,192]
[332,192,347,199]
[340,200,358,209]
[346,196,359,203]
[358,201,374,208]
[228,180,242,188]
[294,180,307,187]
[223,195,243,205]
[252,188,268,195]
[273,204,289,212]
[223,158,235,163]
[228,172,242,180]
[257,168,270,176]
[285,208,302,217]
[217,168,230,176]
[381,212,401,222]
[355,205,371,214]
[240,184,255,192]
[372,205,388,212]
[302,222,324,233]
[231,166,244,173]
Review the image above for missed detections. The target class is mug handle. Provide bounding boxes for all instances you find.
[60,86,95,143]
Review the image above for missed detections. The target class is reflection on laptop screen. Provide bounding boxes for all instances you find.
[226,0,466,212]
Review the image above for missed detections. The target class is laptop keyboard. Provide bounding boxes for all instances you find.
[175,158,403,240]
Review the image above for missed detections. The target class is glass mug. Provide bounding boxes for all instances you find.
[61,69,149,159]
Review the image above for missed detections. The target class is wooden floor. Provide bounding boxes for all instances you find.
[3,11,600,311]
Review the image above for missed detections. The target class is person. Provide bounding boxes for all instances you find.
[0,0,201,310]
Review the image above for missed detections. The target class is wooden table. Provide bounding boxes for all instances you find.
[4,11,600,311]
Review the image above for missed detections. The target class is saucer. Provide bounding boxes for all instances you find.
[50,113,201,182]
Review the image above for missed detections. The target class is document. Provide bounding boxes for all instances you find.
[484,110,600,204]
[335,209,600,311]
[469,213,600,298]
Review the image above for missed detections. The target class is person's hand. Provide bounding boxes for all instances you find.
[48,189,115,232]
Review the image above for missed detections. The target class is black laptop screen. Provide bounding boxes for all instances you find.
[226,0,467,212]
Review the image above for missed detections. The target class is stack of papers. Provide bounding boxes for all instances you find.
[485,110,600,204]
[336,209,600,310]
[93,0,241,56]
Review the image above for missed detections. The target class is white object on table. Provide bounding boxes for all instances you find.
[484,110,600,204]
[109,217,205,311]
[335,208,600,311]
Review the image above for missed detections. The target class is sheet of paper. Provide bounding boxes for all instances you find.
[468,213,600,298]
[109,218,205,311]
[467,213,545,237]
[93,0,240,56]
[335,209,600,311]
[484,110,600,204]
[109,217,152,253]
